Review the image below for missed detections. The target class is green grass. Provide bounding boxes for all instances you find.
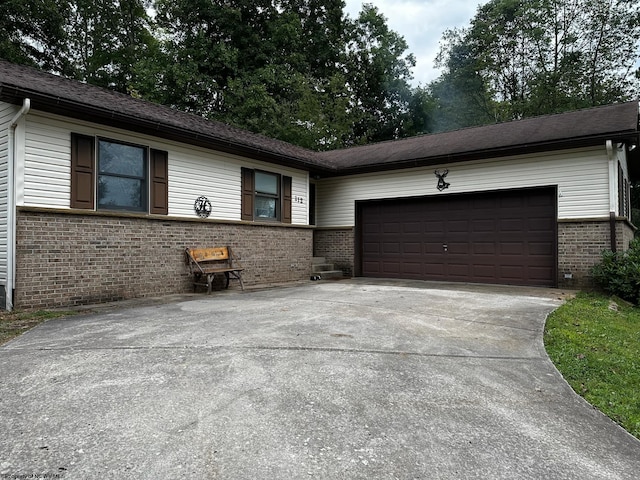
[544,292,640,439]
[0,310,76,345]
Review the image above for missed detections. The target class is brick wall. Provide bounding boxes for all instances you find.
[313,228,354,276]
[557,219,635,288]
[15,210,313,309]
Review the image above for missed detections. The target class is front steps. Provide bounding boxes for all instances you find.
[311,257,344,280]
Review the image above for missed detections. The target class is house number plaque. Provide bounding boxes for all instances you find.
[194,196,212,218]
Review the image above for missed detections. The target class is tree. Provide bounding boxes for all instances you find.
[430,29,496,132]
[142,1,421,149]
[0,0,69,72]
[344,3,417,143]
[434,0,640,125]
[64,0,156,93]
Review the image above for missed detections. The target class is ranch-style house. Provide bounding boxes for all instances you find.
[1,60,638,310]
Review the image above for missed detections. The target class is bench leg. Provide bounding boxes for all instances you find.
[206,274,214,294]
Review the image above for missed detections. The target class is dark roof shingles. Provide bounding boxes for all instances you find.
[1,60,638,173]
[0,60,321,166]
[319,102,639,169]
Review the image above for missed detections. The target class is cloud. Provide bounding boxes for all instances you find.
[344,0,485,85]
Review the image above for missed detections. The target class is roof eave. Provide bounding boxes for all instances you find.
[1,86,336,175]
[325,133,639,177]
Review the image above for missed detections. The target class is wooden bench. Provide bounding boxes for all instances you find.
[185,247,244,293]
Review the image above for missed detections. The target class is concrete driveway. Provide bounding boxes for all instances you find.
[1,280,639,479]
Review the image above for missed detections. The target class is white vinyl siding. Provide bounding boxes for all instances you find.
[0,102,17,284]
[168,148,308,224]
[316,147,610,227]
[22,117,71,208]
[20,111,310,225]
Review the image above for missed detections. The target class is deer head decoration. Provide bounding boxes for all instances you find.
[434,169,450,191]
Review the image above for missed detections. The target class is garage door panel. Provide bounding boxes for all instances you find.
[529,217,555,231]
[501,219,524,231]
[529,242,554,256]
[500,265,525,280]
[424,220,445,233]
[403,222,422,234]
[447,243,470,254]
[448,264,471,277]
[363,242,380,254]
[360,188,556,286]
[473,265,497,278]
[382,242,400,254]
[402,263,423,275]
[500,242,525,255]
[383,262,400,274]
[403,242,422,254]
[473,242,496,254]
[528,266,555,281]
[472,219,496,232]
[424,263,446,276]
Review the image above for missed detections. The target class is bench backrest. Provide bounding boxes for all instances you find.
[188,247,230,263]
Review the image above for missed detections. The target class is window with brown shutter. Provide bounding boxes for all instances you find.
[241,167,255,221]
[282,175,292,224]
[70,133,95,209]
[240,168,292,223]
[70,133,168,215]
[150,149,168,215]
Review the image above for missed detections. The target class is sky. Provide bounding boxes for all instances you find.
[343,0,486,86]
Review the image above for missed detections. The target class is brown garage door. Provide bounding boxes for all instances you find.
[358,187,557,287]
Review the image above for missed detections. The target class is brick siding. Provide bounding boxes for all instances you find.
[14,211,637,308]
[557,219,635,288]
[313,228,354,276]
[15,210,313,309]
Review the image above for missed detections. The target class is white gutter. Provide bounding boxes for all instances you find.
[605,139,618,252]
[606,140,616,212]
[6,98,30,311]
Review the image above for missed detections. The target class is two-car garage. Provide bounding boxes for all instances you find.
[356,187,557,287]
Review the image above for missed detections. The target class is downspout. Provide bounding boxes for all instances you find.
[606,139,617,252]
[6,98,30,311]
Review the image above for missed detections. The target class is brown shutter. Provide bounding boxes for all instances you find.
[241,167,254,221]
[70,133,95,209]
[150,149,169,215]
[282,175,292,224]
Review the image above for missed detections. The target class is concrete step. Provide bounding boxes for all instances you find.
[312,257,327,265]
[312,263,338,273]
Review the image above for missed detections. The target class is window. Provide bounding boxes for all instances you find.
[619,163,630,219]
[241,168,292,223]
[98,139,147,212]
[70,133,168,215]
[254,171,280,219]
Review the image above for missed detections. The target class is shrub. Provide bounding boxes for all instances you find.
[591,238,640,305]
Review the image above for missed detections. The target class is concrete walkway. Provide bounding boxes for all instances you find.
[1,280,639,479]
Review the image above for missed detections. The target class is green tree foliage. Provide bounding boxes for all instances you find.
[0,0,69,72]
[142,0,356,148]
[143,0,421,149]
[0,0,428,148]
[344,4,417,143]
[430,30,497,132]
[64,0,157,93]
[433,0,640,127]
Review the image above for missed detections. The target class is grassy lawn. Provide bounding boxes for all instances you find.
[544,292,640,439]
[0,310,76,346]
